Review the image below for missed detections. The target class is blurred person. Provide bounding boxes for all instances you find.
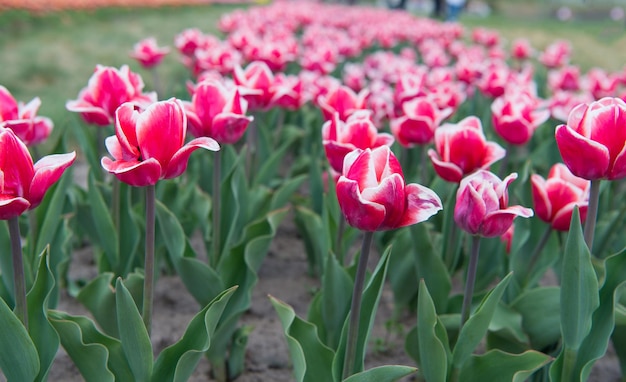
[446,0,466,21]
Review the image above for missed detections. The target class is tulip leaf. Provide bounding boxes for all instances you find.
[35,167,72,263]
[155,200,186,260]
[459,349,552,382]
[87,172,120,273]
[510,287,561,350]
[270,174,307,211]
[152,287,237,382]
[452,273,513,369]
[217,154,245,262]
[387,229,419,309]
[115,278,153,381]
[0,297,39,382]
[294,205,329,276]
[26,248,60,381]
[270,296,335,382]
[416,279,450,382]
[253,135,297,187]
[49,310,133,381]
[485,303,528,353]
[412,223,451,313]
[342,365,417,382]
[119,182,141,276]
[560,207,599,351]
[0,221,14,305]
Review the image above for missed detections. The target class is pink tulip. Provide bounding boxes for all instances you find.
[318,84,369,122]
[491,91,550,145]
[322,111,394,174]
[531,163,589,231]
[428,116,506,183]
[336,146,442,231]
[66,65,156,126]
[549,90,594,123]
[390,97,452,147]
[174,28,208,56]
[270,73,307,110]
[184,80,252,144]
[585,68,620,100]
[539,40,571,69]
[555,97,626,180]
[0,86,53,146]
[548,65,581,93]
[454,170,533,237]
[130,37,170,69]
[511,38,534,61]
[101,99,219,187]
[0,127,75,220]
[233,61,275,111]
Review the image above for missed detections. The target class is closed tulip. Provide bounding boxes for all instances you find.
[428,116,506,183]
[130,37,170,69]
[531,163,589,231]
[390,97,452,147]
[0,126,75,220]
[454,170,533,237]
[491,91,550,146]
[555,97,626,180]
[101,99,219,187]
[336,146,442,231]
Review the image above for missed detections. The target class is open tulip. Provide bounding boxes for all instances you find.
[233,61,275,111]
[336,146,442,231]
[0,126,76,220]
[428,116,506,183]
[390,97,452,147]
[491,91,550,146]
[0,85,53,146]
[555,97,626,180]
[317,84,369,122]
[130,37,170,69]
[454,170,533,237]
[531,163,589,231]
[101,98,219,186]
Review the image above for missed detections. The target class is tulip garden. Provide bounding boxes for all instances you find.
[1,1,626,381]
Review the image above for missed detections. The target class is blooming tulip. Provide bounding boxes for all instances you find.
[531,163,589,231]
[317,85,369,122]
[555,97,626,180]
[336,146,442,231]
[390,97,452,147]
[428,116,506,183]
[101,98,219,187]
[233,61,275,111]
[0,86,53,146]
[130,37,170,69]
[67,65,156,126]
[0,126,75,220]
[454,170,533,237]
[491,91,550,145]
[184,80,252,144]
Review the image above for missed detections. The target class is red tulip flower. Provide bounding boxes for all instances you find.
[0,127,75,220]
[454,170,533,237]
[322,111,394,175]
[336,146,442,231]
[511,38,534,61]
[531,163,589,231]
[101,99,219,187]
[390,97,452,147]
[317,85,369,122]
[555,97,626,180]
[0,86,53,146]
[491,91,550,146]
[184,80,252,144]
[66,65,157,126]
[233,61,275,111]
[130,37,170,69]
[428,116,506,183]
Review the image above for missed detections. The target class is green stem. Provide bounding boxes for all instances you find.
[342,230,374,379]
[498,143,514,179]
[523,226,553,287]
[142,185,156,337]
[461,235,481,326]
[583,179,601,253]
[419,144,429,185]
[151,67,163,99]
[112,179,120,232]
[443,184,460,271]
[561,347,578,382]
[336,215,346,266]
[9,217,28,330]
[212,150,222,268]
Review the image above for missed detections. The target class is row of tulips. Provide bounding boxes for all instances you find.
[1,1,626,381]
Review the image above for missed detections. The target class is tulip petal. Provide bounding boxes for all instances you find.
[610,144,626,180]
[336,177,386,231]
[552,203,587,231]
[481,206,533,237]
[396,183,443,228]
[555,124,610,180]
[428,149,463,183]
[102,157,162,187]
[29,152,76,208]
[0,196,30,220]
[163,137,220,179]
[211,113,252,144]
[530,174,552,223]
[454,183,487,235]
[137,100,186,170]
[360,173,406,229]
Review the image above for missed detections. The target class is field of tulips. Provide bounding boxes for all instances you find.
[1,1,626,381]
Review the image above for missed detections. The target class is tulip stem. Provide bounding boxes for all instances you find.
[461,235,481,326]
[112,179,120,234]
[524,226,553,287]
[336,216,346,266]
[342,230,374,380]
[142,184,156,337]
[9,217,28,330]
[212,150,222,268]
[583,179,601,253]
[151,68,163,99]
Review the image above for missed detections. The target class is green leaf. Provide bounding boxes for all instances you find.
[270,174,307,211]
[0,221,14,305]
[49,311,133,381]
[152,287,237,382]
[26,248,60,381]
[87,172,119,272]
[35,166,71,261]
[416,280,450,382]
[217,155,245,261]
[253,135,297,187]
[412,223,451,313]
[459,349,552,382]
[156,200,186,261]
[0,297,39,381]
[119,182,141,276]
[510,287,561,350]
[560,207,599,351]
[294,205,329,276]
[115,278,153,382]
[270,296,335,382]
[452,273,513,368]
[342,365,417,382]
[319,252,353,348]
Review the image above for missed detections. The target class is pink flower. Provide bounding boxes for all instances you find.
[390,97,452,147]
[318,84,369,122]
[548,65,581,93]
[322,111,394,174]
[491,91,550,145]
[0,86,53,146]
[336,146,442,231]
[130,37,170,69]
[66,65,156,126]
[0,127,75,220]
[511,38,534,61]
[428,116,506,183]
[233,61,275,111]
[454,170,533,237]
[539,40,571,69]
[184,80,252,144]
[555,97,626,180]
[101,99,219,187]
[531,163,589,231]
[270,73,306,110]
[174,28,207,56]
